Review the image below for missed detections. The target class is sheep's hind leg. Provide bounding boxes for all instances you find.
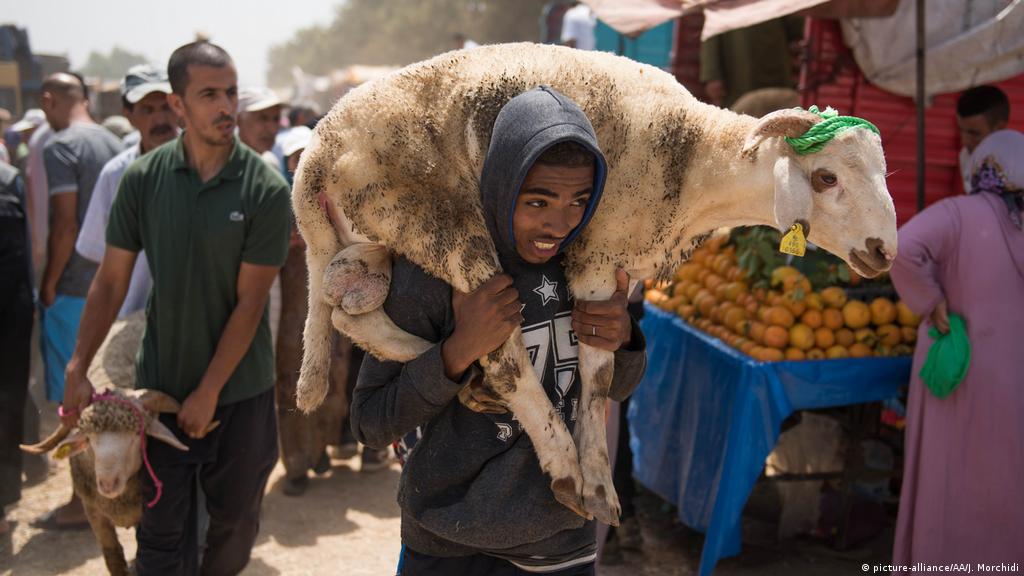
[482,335,587,519]
[576,343,621,526]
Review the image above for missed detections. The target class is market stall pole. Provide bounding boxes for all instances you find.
[629,305,909,576]
[915,0,925,212]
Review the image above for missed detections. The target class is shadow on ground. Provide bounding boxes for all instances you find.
[258,459,401,549]
[5,522,102,576]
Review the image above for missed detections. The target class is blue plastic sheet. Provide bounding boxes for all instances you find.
[629,303,910,576]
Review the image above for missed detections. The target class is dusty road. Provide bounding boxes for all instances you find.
[2,403,889,575]
[3,447,403,575]
[2,452,889,575]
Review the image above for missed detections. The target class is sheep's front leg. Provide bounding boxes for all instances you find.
[296,194,344,413]
[480,332,587,518]
[434,230,586,518]
[576,343,620,526]
[570,271,623,526]
[83,503,129,576]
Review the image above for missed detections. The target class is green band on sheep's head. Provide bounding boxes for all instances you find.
[784,105,880,155]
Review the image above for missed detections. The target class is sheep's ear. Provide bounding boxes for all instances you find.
[53,432,90,460]
[741,109,821,156]
[773,156,813,235]
[145,419,189,451]
[128,389,181,414]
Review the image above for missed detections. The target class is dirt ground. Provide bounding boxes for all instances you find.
[2,426,891,576]
[3,446,402,575]
[3,362,891,576]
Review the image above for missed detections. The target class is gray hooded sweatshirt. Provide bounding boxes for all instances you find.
[351,86,647,571]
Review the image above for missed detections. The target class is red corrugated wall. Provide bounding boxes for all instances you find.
[670,13,708,101]
[801,19,1024,224]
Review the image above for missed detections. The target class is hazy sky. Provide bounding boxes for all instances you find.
[4,0,340,86]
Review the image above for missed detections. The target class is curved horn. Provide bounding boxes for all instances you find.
[128,389,182,414]
[20,423,72,455]
[742,108,822,157]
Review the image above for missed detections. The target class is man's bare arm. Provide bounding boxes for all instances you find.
[41,192,78,305]
[62,246,137,423]
[177,262,280,437]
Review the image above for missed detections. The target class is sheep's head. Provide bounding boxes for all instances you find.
[22,389,187,500]
[743,108,897,278]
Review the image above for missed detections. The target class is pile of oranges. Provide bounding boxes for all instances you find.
[645,236,921,362]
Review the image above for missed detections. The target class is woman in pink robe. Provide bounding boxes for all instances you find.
[890,129,1024,565]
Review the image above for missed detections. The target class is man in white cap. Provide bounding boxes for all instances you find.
[237,86,282,169]
[11,108,47,136]
[76,64,177,320]
[10,109,44,169]
[281,124,311,173]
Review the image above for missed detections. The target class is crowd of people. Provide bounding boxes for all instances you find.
[0,40,396,570]
[0,26,649,574]
[0,11,1020,575]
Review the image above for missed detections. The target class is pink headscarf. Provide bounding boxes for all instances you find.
[969,129,1024,230]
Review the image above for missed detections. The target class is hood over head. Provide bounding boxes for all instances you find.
[479,86,607,265]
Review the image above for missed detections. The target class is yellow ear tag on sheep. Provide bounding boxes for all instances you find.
[54,443,74,460]
[779,223,807,257]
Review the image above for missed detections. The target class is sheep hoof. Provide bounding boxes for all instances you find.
[296,374,329,413]
[551,476,589,520]
[102,554,130,576]
[338,277,389,315]
[583,482,621,527]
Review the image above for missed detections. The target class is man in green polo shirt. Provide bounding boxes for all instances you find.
[61,41,290,575]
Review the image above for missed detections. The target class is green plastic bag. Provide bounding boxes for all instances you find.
[919,313,971,399]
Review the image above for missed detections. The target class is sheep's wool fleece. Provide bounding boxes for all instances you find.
[87,311,145,390]
[78,393,141,434]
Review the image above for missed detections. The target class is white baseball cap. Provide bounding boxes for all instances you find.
[282,125,313,158]
[11,108,46,132]
[238,86,282,114]
[121,64,172,104]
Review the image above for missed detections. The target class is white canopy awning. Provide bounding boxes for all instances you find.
[581,0,896,39]
[582,0,1024,96]
[842,0,1024,97]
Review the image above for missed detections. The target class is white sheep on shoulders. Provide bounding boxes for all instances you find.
[293,42,897,524]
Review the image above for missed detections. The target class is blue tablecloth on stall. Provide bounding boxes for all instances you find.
[629,303,910,576]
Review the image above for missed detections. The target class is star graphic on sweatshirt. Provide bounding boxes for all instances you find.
[533,275,560,306]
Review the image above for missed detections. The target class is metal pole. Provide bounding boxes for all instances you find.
[916,0,926,212]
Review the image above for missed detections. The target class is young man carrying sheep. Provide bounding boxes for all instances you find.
[350,86,647,575]
[60,41,290,575]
